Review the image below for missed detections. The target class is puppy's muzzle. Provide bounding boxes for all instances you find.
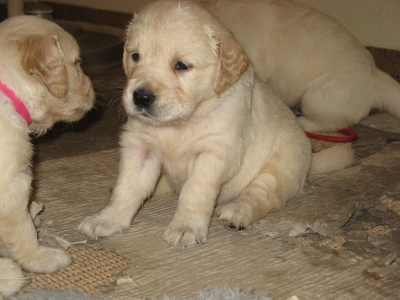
[133,88,156,108]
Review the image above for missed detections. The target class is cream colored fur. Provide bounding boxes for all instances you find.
[0,16,95,297]
[78,0,351,248]
[203,0,400,132]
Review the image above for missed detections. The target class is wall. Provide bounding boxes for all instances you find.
[6,0,400,50]
[299,0,400,51]
[43,0,149,12]
[47,0,400,50]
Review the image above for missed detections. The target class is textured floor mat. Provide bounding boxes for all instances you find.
[28,247,127,295]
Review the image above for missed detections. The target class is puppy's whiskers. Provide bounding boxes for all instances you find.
[92,99,103,113]
[109,89,124,108]
[94,90,106,100]
[117,103,128,120]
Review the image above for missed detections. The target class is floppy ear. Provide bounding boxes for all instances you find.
[212,31,248,95]
[19,35,68,98]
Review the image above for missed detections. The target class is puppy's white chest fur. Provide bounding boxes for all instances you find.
[127,103,244,193]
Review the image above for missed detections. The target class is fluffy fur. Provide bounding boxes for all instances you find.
[203,0,400,132]
[0,16,95,297]
[78,0,351,248]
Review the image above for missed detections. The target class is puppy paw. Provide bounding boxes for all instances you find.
[0,258,25,297]
[20,246,70,273]
[162,220,208,248]
[216,202,253,230]
[77,206,132,239]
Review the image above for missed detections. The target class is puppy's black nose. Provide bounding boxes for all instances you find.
[133,89,156,108]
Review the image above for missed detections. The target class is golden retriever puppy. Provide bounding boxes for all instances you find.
[203,0,400,132]
[78,0,351,248]
[0,16,94,297]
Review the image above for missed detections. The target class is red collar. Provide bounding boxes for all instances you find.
[0,81,31,124]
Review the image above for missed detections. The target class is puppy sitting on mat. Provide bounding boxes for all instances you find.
[78,0,351,248]
[0,16,95,297]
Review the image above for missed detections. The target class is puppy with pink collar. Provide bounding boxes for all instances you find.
[0,16,94,297]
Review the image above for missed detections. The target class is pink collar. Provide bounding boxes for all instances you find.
[0,81,31,124]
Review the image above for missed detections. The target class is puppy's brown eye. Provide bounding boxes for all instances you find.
[175,61,191,71]
[132,53,140,62]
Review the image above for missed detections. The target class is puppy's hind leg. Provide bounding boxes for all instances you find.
[217,143,309,229]
[217,171,284,230]
[299,77,372,132]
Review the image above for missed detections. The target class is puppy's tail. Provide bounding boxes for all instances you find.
[309,143,354,175]
[373,69,400,119]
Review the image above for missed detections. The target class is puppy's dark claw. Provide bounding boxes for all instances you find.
[227,223,236,230]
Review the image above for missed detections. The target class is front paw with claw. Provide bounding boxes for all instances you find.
[162,219,209,248]
[77,206,132,239]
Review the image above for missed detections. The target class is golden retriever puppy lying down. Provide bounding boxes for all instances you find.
[0,16,94,297]
[204,0,400,132]
[78,0,352,248]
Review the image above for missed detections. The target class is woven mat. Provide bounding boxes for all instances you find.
[28,247,128,295]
